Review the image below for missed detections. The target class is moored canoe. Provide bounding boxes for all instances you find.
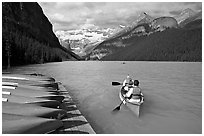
[2,94,61,108]
[2,73,55,82]
[2,88,65,102]
[2,113,63,134]
[2,102,66,119]
[2,79,59,89]
[2,83,65,93]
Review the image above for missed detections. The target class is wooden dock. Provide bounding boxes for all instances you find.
[2,73,96,134]
[51,84,96,134]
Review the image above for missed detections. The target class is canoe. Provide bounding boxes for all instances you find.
[2,79,59,89]
[2,86,57,95]
[119,87,144,117]
[2,85,60,93]
[2,83,64,93]
[2,94,61,108]
[2,102,66,119]
[3,98,8,102]
[2,78,51,84]
[2,73,55,82]
[2,91,11,95]
[2,113,63,134]
[2,88,65,102]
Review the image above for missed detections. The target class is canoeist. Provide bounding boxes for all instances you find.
[122,78,142,104]
[112,77,144,114]
[131,80,142,100]
[122,75,132,91]
[123,75,131,85]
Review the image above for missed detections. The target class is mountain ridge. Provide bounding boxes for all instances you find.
[175,8,196,24]
[88,9,201,61]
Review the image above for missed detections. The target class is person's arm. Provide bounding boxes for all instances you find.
[125,88,133,98]
[122,79,127,86]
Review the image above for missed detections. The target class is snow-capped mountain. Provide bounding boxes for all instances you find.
[105,12,154,41]
[89,12,183,60]
[56,28,112,44]
[89,11,201,61]
[55,26,115,56]
[175,8,196,24]
[55,12,155,56]
[54,12,155,57]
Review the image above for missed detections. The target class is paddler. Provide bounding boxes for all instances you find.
[132,80,142,100]
[122,75,133,104]
[122,75,132,89]
[122,76,142,104]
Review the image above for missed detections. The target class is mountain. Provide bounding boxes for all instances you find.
[106,12,154,41]
[89,13,179,60]
[89,11,201,61]
[135,12,154,25]
[175,8,196,24]
[2,2,80,67]
[55,12,155,58]
[175,8,202,28]
[179,11,202,27]
[102,25,201,61]
[55,27,114,56]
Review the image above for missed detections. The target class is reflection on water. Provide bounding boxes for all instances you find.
[6,61,202,134]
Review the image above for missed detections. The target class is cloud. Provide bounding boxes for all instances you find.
[194,2,202,11]
[82,2,107,10]
[53,13,64,20]
[39,2,202,31]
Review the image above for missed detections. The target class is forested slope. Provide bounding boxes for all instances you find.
[2,2,80,67]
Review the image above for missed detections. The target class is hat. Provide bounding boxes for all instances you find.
[127,75,130,79]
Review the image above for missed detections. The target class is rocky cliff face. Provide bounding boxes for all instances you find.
[151,17,178,31]
[175,8,196,24]
[136,12,154,25]
[89,14,179,60]
[2,2,79,67]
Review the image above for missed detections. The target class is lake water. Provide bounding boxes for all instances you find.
[4,61,202,134]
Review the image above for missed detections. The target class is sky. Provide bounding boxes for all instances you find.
[39,2,202,31]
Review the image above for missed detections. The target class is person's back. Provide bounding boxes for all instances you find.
[132,80,142,99]
[122,78,141,104]
[131,87,141,98]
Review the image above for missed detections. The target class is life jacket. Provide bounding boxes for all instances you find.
[132,87,141,95]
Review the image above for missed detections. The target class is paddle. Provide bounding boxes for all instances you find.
[112,82,122,86]
[113,94,144,112]
[113,99,126,111]
[113,95,133,111]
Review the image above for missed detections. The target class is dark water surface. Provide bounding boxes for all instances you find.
[5,61,202,134]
